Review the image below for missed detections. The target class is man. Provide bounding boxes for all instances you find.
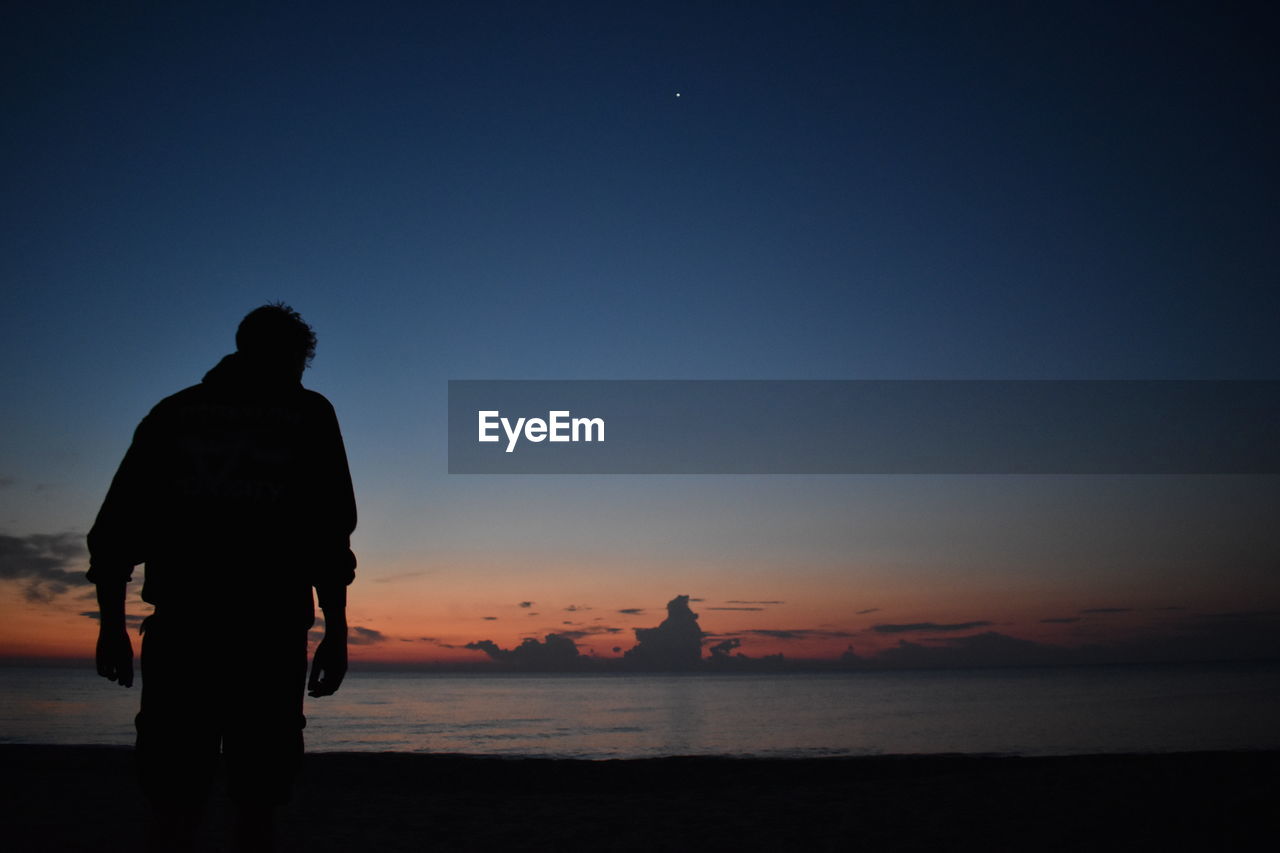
[88,303,357,852]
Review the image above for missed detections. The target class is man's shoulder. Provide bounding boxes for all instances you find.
[142,383,339,430]
[299,387,338,417]
[145,384,206,417]
[153,382,332,406]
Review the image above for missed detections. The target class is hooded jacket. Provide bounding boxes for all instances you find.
[87,353,356,626]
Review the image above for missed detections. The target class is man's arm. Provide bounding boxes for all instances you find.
[308,581,347,697]
[88,413,155,688]
[306,396,356,698]
[94,578,133,687]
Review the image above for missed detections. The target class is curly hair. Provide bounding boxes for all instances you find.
[235,302,317,370]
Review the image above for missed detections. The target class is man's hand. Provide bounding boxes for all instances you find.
[94,578,133,687]
[308,631,348,697]
[96,624,134,687]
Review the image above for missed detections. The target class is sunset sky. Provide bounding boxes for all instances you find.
[3,2,1278,669]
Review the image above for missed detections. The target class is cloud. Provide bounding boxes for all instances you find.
[564,604,591,612]
[306,621,389,645]
[725,600,784,605]
[872,621,993,634]
[518,601,533,608]
[80,610,145,628]
[464,633,582,670]
[465,639,503,657]
[617,608,644,615]
[371,571,427,584]
[557,626,624,640]
[742,628,859,641]
[350,626,387,645]
[872,632,1067,669]
[1080,608,1133,614]
[1062,610,1280,665]
[856,611,1280,670]
[623,595,704,670]
[855,608,881,615]
[707,606,763,611]
[0,532,89,602]
[1040,617,1081,624]
[708,638,742,659]
[1194,610,1280,620]
[0,477,14,488]
[482,616,497,621]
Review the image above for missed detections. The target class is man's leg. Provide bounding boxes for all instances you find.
[136,612,220,853]
[223,628,309,853]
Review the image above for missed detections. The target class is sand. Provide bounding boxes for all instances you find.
[4,745,1276,851]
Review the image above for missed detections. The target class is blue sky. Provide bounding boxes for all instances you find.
[2,2,1277,663]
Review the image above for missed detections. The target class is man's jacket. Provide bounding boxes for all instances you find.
[87,353,356,625]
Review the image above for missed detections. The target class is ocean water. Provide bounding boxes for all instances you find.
[2,662,1278,758]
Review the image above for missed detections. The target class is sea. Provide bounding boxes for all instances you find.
[3,662,1278,759]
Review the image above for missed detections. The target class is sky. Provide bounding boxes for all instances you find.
[2,1,1278,669]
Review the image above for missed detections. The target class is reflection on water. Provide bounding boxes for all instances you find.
[3,662,1278,758]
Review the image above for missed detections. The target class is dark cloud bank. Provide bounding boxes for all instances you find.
[459,596,1280,673]
[465,595,706,672]
[306,620,388,646]
[0,532,90,602]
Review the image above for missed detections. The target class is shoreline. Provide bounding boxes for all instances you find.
[5,745,1277,851]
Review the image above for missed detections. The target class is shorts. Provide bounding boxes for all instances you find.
[135,610,309,807]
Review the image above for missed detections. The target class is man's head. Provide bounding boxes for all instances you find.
[235,302,317,379]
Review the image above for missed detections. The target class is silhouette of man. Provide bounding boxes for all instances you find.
[88,303,357,852]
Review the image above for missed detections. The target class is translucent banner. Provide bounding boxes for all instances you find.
[447,380,1279,474]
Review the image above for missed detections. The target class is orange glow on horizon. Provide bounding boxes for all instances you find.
[1,549,1264,667]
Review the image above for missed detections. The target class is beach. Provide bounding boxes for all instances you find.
[5,745,1275,851]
